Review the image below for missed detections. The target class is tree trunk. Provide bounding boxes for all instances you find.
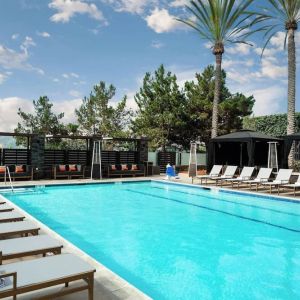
[287,28,296,168]
[211,53,222,138]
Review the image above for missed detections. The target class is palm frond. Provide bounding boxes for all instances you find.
[178,0,260,50]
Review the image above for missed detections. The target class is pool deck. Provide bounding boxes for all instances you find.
[1,174,300,299]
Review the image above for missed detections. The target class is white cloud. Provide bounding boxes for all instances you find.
[151,41,164,49]
[227,43,252,55]
[69,89,81,97]
[145,8,183,33]
[20,36,36,54]
[0,73,8,84]
[11,34,19,40]
[70,72,79,78]
[53,78,60,82]
[49,0,107,24]
[0,97,82,132]
[170,0,189,7]
[0,97,33,131]
[0,38,44,75]
[37,31,51,38]
[62,72,79,79]
[104,0,153,14]
[245,86,285,116]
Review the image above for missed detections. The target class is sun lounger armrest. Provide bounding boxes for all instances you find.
[0,271,17,291]
[210,174,219,177]
[260,178,269,182]
[224,175,233,178]
[242,176,251,180]
[280,180,289,184]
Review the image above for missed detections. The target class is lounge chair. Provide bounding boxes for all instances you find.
[243,168,273,191]
[0,235,63,264]
[225,166,255,188]
[283,174,300,196]
[261,169,293,194]
[209,165,238,186]
[0,204,13,213]
[0,212,24,223]
[0,253,96,300]
[0,220,40,239]
[197,165,223,184]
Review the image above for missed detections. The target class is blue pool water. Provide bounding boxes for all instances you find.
[3,181,300,300]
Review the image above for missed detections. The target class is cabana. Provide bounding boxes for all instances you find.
[207,130,283,170]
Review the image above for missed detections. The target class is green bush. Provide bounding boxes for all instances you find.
[243,113,300,137]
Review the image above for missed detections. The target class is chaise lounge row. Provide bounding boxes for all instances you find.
[0,201,96,299]
[198,165,299,195]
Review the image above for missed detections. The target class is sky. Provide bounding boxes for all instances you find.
[0,0,298,133]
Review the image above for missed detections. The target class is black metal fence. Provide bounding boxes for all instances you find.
[1,149,31,165]
[157,152,176,173]
[1,148,139,167]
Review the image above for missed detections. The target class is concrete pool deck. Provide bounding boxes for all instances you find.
[1,174,299,299]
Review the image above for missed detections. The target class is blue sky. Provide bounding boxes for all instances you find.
[0,0,298,132]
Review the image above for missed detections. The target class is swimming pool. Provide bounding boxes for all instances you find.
[3,181,300,299]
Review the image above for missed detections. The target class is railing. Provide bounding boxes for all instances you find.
[4,166,14,192]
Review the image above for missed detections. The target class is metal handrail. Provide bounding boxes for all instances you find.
[4,167,14,192]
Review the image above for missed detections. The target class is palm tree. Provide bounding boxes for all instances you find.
[258,0,300,167]
[178,0,258,138]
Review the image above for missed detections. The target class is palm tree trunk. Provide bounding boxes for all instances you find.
[211,53,222,138]
[287,28,296,168]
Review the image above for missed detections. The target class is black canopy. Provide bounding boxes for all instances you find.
[207,130,283,170]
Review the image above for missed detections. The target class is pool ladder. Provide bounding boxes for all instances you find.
[4,166,14,192]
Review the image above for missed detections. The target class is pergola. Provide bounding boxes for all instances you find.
[207,130,283,170]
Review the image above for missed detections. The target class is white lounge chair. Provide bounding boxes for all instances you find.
[0,253,96,300]
[225,167,255,188]
[0,220,40,239]
[0,212,24,223]
[261,169,293,194]
[197,165,223,184]
[209,165,238,186]
[0,235,63,264]
[243,168,273,191]
[0,204,13,213]
[283,174,300,196]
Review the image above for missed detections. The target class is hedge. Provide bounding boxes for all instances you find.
[243,113,300,137]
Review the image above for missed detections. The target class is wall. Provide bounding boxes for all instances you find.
[148,151,206,166]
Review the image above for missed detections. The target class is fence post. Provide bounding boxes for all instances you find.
[30,134,45,176]
[137,138,148,163]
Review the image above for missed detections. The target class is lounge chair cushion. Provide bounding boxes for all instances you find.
[0,221,39,236]
[132,164,138,171]
[15,165,25,173]
[0,235,62,256]
[59,165,66,172]
[69,164,77,171]
[0,254,95,291]
[0,167,5,173]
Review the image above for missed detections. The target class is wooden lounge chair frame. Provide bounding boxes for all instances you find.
[0,205,14,213]
[0,269,95,300]
[0,227,40,239]
[0,244,62,264]
[0,215,25,223]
